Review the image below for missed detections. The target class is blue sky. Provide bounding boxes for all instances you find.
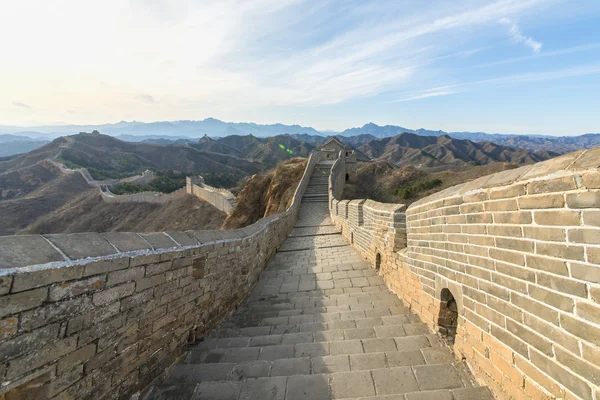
[1,0,599,135]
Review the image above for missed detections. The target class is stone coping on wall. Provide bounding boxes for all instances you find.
[0,151,322,276]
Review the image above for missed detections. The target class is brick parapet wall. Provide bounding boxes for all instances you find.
[0,152,322,400]
[99,187,187,205]
[328,148,600,400]
[186,178,236,214]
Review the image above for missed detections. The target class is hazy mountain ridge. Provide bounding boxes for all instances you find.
[356,133,558,168]
[2,119,598,157]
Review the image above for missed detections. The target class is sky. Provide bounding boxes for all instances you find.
[1,0,599,135]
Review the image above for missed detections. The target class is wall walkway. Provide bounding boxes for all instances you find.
[0,152,321,400]
[329,148,600,400]
[141,162,492,400]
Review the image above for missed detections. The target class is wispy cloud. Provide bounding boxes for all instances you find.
[393,90,461,102]
[12,101,32,109]
[394,63,600,101]
[135,94,157,103]
[499,17,542,54]
[472,42,600,69]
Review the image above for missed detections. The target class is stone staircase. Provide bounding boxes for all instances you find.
[301,162,331,204]
[143,165,493,400]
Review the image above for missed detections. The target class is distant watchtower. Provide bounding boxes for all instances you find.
[318,137,357,181]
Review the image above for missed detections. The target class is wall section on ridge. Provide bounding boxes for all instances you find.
[0,152,322,400]
[328,148,600,400]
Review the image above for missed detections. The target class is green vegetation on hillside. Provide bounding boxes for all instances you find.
[394,179,442,199]
[111,170,187,194]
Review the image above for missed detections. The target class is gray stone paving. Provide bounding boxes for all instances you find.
[144,164,493,400]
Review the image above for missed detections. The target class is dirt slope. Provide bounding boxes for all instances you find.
[222,158,307,229]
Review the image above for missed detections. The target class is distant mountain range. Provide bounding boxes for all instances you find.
[354,133,557,168]
[0,119,598,157]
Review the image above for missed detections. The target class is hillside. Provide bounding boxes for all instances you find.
[0,170,226,235]
[356,133,556,168]
[343,161,522,205]
[222,158,307,229]
[191,134,314,166]
[0,132,264,187]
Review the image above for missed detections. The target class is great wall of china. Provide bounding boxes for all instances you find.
[0,145,598,400]
[50,159,236,213]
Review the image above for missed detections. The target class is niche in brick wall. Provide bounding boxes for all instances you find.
[375,253,381,271]
[438,288,458,345]
[345,173,349,181]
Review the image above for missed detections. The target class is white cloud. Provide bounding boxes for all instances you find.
[499,17,542,54]
[12,102,32,109]
[0,0,557,125]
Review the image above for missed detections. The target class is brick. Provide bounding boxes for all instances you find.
[523,313,579,354]
[528,176,576,194]
[514,356,565,398]
[92,282,135,306]
[534,210,581,226]
[492,273,528,294]
[568,228,600,244]
[485,296,522,322]
[107,266,145,286]
[20,295,93,332]
[581,172,600,188]
[576,301,600,325]
[484,199,518,212]
[518,194,565,209]
[0,275,12,295]
[589,247,600,264]
[466,213,492,224]
[7,336,78,379]
[582,210,600,226]
[536,273,587,298]
[495,237,534,252]
[566,191,600,208]
[48,275,106,301]
[506,319,553,356]
[555,347,600,387]
[523,226,565,242]
[57,343,97,375]
[12,266,83,293]
[489,248,524,266]
[511,293,558,324]
[487,225,521,238]
[83,257,129,277]
[526,255,568,275]
[530,350,593,400]
[0,323,59,363]
[490,325,528,357]
[0,287,47,319]
[560,313,600,347]
[536,242,585,261]
[489,185,526,200]
[493,211,532,224]
[0,316,18,340]
[145,262,172,276]
[528,285,573,312]
[570,263,600,283]
[495,261,535,282]
[136,273,166,292]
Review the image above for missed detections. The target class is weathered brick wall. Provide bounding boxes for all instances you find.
[329,148,600,400]
[0,152,321,400]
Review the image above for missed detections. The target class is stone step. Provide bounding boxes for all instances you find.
[144,382,492,400]
[187,336,444,365]
[177,347,456,379]
[144,363,492,400]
